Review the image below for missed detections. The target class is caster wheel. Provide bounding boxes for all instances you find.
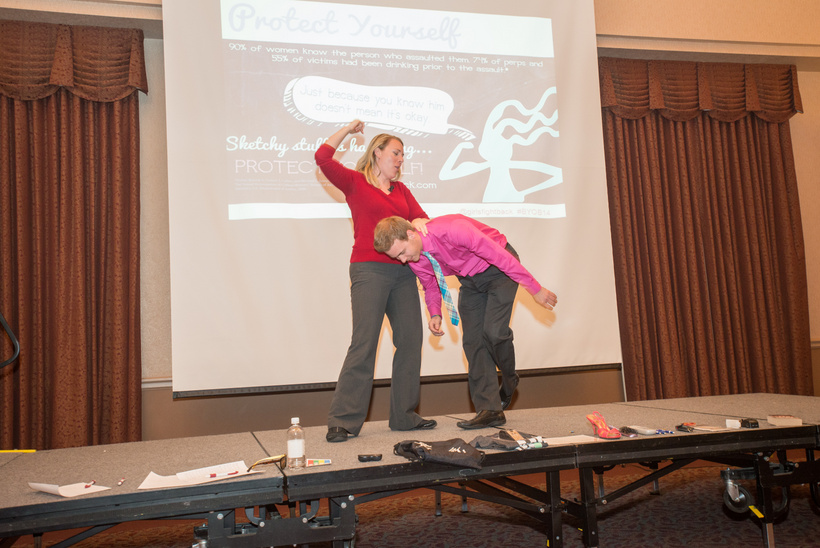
[723,484,752,514]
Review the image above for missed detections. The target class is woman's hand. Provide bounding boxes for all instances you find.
[325,119,364,149]
[347,119,364,135]
[411,217,430,236]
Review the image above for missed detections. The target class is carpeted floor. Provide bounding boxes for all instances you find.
[9,464,820,547]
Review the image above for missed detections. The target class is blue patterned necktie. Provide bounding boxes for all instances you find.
[422,251,459,326]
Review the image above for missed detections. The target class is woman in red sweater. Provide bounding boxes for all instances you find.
[315,119,437,443]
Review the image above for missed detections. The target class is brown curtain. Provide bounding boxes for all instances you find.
[0,21,147,449]
[600,57,812,401]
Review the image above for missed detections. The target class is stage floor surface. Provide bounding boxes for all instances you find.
[1,393,818,547]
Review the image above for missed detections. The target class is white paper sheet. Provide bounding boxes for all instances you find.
[138,460,260,490]
[692,425,732,432]
[28,482,111,498]
[543,434,599,446]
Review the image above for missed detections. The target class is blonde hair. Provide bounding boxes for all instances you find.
[356,134,403,188]
[374,216,414,253]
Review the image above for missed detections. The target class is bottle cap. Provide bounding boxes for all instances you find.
[291,417,299,424]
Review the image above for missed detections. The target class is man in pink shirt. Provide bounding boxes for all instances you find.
[374,215,558,429]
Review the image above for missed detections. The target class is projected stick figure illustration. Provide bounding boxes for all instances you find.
[439,87,562,203]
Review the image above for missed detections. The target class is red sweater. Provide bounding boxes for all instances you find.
[315,143,428,264]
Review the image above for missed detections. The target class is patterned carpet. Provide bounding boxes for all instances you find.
[9,464,820,547]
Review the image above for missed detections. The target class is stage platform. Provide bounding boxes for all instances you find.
[0,433,283,546]
[1,394,818,547]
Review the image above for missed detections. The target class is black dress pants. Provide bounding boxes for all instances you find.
[456,244,520,412]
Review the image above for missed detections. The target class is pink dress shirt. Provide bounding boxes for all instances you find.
[408,215,542,318]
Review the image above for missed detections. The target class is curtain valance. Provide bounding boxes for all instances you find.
[599,57,802,123]
[0,20,148,102]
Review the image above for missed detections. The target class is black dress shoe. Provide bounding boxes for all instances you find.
[499,375,519,411]
[326,426,351,443]
[413,418,437,430]
[456,410,506,429]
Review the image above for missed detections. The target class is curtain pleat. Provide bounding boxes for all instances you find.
[0,21,147,101]
[599,57,802,123]
[0,20,143,449]
[601,57,812,400]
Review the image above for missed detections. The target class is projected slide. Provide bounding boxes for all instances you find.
[220,0,564,220]
[163,0,621,394]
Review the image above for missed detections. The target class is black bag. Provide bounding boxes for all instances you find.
[393,438,484,469]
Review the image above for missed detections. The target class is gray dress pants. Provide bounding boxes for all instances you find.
[328,262,424,434]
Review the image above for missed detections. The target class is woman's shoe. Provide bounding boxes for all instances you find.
[586,411,621,439]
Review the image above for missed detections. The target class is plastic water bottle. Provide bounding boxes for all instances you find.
[286,417,306,470]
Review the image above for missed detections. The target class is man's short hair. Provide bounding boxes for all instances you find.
[374,216,414,253]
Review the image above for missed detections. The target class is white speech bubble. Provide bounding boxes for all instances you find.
[284,76,474,140]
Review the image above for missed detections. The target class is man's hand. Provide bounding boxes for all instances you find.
[533,287,558,310]
[428,315,445,336]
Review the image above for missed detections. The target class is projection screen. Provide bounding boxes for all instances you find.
[163,0,622,395]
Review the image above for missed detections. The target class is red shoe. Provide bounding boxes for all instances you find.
[586,411,621,439]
